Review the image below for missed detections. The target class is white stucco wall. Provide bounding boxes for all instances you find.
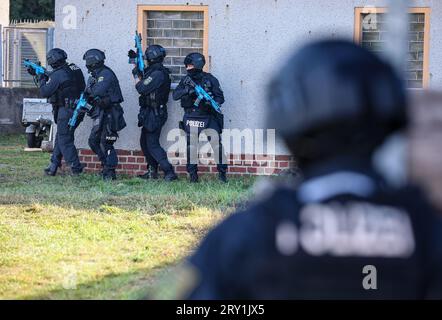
[54,0,442,154]
[0,0,9,27]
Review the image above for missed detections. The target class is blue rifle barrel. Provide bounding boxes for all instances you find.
[135,31,145,71]
[23,60,46,76]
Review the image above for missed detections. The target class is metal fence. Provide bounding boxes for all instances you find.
[1,26,54,88]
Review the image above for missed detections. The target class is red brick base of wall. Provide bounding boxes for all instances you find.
[76,149,296,176]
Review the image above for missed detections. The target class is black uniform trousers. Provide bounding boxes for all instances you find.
[51,106,82,172]
[185,112,228,175]
[139,107,173,173]
[88,110,118,171]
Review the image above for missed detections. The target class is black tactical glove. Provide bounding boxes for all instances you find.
[37,73,49,83]
[132,67,143,79]
[183,76,194,87]
[87,77,96,89]
[128,49,137,60]
[86,95,96,105]
[137,112,144,128]
[128,50,138,68]
[183,76,196,96]
[27,68,37,76]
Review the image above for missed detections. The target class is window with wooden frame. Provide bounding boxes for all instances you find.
[354,7,431,89]
[137,5,209,85]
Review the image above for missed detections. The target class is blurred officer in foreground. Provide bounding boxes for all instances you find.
[83,49,126,181]
[27,48,85,176]
[180,40,442,299]
[173,53,228,183]
[130,45,177,181]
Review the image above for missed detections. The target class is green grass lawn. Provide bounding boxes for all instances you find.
[0,134,256,299]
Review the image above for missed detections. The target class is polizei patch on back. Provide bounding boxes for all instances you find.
[186,120,206,128]
[296,202,416,258]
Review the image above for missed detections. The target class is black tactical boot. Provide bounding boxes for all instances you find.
[71,163,85,176]
[103,169,116,181]
[189,172,199,183]
[137,172,150,180]
[99,162,105,177]
[137,167,159,180]
[164,170,178,182]
[218,172,228,183]
[150,167,159,180]
[44,163,59,176]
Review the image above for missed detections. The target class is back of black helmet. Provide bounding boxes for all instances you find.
[184,52,206,70]
[145,45,166,65]
[83,49,106,72]
[267,40,407,168]
[47,48,67,69]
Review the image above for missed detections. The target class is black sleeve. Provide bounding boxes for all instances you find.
[209,75,225,105]
[39,72,61,98]
[424,210,442,299]
[403,187,442,299]
[75,69,86,93]
[172,78,189,101]
[68,63,86,93]
[135,70,164,95]
[86,76,95,89]
[90,69,112,98]
[186,222,229,299]
[185,210,257,300]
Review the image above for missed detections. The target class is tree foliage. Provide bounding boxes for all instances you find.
[10,0,55,21]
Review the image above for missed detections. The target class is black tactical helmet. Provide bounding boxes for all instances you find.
[46,48,67,68]
[184,52,206,70]
[268,40,407,166]
[83,49,106,71]
[145,45,166,65]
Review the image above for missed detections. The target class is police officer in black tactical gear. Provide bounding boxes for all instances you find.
[173,53,228,183]
[83,49,126,180]
[180,40,442,299]
[130,45,177,181]
[27,48,86,176]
